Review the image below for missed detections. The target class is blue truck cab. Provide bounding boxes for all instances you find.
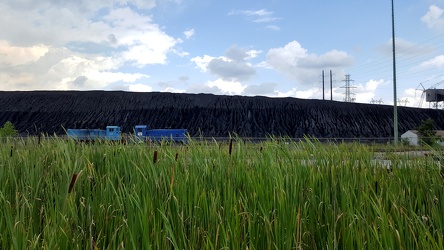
[135,125,148,137]
[105,126,121,140]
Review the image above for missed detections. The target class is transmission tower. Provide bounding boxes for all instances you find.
[397,98,409,106]
[341,74,356,103]
[370,98,383,105]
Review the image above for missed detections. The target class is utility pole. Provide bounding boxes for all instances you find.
[341,74,356,103]
[392,0,398,145]
[322,70,325,100]
[330,70,333,101]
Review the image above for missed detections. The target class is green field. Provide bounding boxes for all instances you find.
[0,137,443,249]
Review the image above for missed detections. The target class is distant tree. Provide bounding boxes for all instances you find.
[0,121,18,137]
[417,118,436,146]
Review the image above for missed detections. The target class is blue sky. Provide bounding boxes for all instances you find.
[2,0,444,108]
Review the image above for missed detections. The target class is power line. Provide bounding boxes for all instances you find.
[350,32,444,82]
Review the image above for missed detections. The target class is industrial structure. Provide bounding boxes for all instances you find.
[425,89,444,108]
[417,80,444,109]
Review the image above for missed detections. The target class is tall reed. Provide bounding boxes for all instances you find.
[0,136,442,249]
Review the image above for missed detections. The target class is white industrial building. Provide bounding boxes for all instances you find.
[401,130,444,146]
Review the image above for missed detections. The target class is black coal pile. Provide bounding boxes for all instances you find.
[1,91,443,139]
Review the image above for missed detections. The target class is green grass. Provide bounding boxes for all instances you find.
[0,136,443,249]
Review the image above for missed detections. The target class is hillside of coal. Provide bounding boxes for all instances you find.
[1,91,444,139]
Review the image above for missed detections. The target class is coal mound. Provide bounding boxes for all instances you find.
[1,91,443,139]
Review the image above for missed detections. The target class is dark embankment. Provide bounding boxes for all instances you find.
[1,91,443,138]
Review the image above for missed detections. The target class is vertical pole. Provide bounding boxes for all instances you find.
[322,70,325,100]
[330,70,333,100]
[392,0,398,145]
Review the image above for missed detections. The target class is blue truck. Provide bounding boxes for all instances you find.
[67,126,121,141]
[134,125,187,143]
[67,125,187,143]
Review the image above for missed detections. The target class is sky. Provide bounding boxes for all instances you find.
[3,0,444,108]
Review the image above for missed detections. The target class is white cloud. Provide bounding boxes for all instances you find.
[187,78,246,95]
[0,2,184,90]
[191,55,217,72]
[0,40,49,66]
[299,50,353,68]
[283,79,385,104]
[417,55,444,69]
[207,58,255,81]
[243,82,277,96]
[266,25,280,31]
[200,45,256,81]
[352,79,384,104]
[246,49,262,59]
[126,83,153,92]
[162,87,186,93]
[267,41,353,86]
[186,84,223,95]
[171,48,190,57]
[267,41,308,69]
[258,86,322,99]
[102,8,179,66]
[88,71,148,84]
[207,79,246,95]
[46,53,149,90]
[228,9,281,23]
[184,29,195,39]
[256,60,273,69]
[398,88,432,108]
[421,5,444,30]
[129,0,157,9]
[243,9,273,17]
[364,79,384,92]
[378,38,435,56]
[295,87,324,99]
[275,87,298,97]
[3,0,157,13]
[0,43,149,90]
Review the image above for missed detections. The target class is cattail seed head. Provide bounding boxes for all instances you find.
[153,150,158,164]
[68,173,78,193]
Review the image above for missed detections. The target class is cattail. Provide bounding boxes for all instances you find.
[215,224,220,250]
[175,152,179,162]
[10,146,13,157]
[229,139,233,156]
[375,181,378,195]
[296,206,301,245]
[153,150,158,164]
[68,173,78,193]
[170,165,175,192]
